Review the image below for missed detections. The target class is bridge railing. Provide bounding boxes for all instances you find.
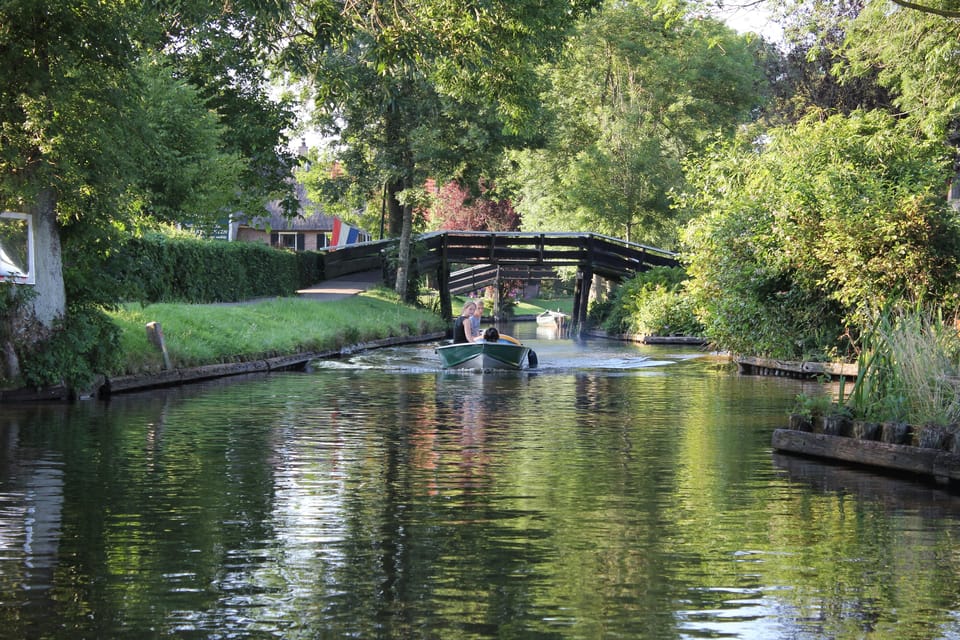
[316,231,678,279]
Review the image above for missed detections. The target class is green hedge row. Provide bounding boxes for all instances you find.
[104,234,324,304]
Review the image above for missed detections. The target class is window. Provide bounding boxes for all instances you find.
[278,232,298,249]
[0,212,35,285]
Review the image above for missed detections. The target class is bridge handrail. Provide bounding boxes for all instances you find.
[417,230,678,260]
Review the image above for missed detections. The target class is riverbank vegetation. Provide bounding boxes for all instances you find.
[591,267,702,338]
[108,290,446,376]
[5,0,960,423]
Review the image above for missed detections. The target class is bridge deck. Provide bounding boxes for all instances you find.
[318,231,679,326]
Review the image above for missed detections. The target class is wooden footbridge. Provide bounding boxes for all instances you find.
[318,231,679,326]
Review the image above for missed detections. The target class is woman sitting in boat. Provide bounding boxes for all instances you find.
[453,301,478,343]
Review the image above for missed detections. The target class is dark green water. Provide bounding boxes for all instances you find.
[2,326,960,639]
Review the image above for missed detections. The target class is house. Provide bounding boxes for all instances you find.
[230,182,370,251]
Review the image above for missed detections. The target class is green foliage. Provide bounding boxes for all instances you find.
[760,0,892,127]
[18,304,121,391]
[843,306,960,427]
[792,392,837,419]
[132,59,249,229]
[601,267,703,336]
[286,0,599,295]
[511,1,766,244]
[843,4,960,137]
[680,109,960,359]
[71,232,321,305]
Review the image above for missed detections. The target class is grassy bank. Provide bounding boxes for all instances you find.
[448,295,574,317]
[108,289,447,376]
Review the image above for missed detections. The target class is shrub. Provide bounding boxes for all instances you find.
[18,304,121,391]
[680,110,960,359]
[97,231,319,304]
[602,267,703,336]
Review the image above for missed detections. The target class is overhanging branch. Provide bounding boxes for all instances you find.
[889,0,960,18]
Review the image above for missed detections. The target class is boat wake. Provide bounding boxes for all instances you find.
[309,341,696,375]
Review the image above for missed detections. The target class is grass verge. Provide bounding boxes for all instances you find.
[446,295,574,317]
[108,288,447,375]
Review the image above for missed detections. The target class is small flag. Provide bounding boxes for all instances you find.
[331,218,360,246]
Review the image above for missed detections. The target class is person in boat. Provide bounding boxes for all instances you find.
[453,301,478,343]
[482,327,500,342]
[471,300,484,337]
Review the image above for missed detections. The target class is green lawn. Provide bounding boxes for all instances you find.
[514,297,574,316]
[108,288,447,375]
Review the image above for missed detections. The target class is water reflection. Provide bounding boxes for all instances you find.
[1,335,960,638]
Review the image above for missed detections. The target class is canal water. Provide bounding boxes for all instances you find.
[2,323,960,639]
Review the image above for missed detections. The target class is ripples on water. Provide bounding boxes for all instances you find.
[2,329,960,638]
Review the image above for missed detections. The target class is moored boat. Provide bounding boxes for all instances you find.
[436,339,532,370]
[536,309,570,330]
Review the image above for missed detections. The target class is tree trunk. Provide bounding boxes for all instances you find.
[386,180,404,236]
[394,202,413,301]
[1,188,66,384]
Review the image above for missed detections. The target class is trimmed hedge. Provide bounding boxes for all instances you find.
[104,234,324,304]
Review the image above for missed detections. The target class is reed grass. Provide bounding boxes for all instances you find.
[844,307,960,427]
[108,289,447,375]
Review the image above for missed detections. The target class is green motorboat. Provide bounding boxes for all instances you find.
[436,339,532,370]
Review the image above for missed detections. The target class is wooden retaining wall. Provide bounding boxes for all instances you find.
[100,332,446,396]
[772,427,960,484]
[736,356,858,380]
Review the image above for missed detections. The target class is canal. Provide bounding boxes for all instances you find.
[2,323,960,639]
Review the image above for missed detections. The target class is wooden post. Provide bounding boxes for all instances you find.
[438,264,452,320]
[573,265,592,328]
[493,265,502,320]
[572,270,585,328]
[145,321,172,370]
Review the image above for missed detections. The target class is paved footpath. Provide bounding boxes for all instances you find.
[296,270,382,301]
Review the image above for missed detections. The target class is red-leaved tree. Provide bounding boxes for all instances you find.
[428,181,519,231]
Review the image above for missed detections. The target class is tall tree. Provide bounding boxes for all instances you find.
[0,0,296,385]
[511,0,765,247]
[842,1,960,137]
[759,0,892,126]
[0,0,141,381]
[282,0,599,299]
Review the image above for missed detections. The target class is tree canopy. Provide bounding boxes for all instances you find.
[680,110,960,358]
[0,0,297,383]
[282,0,601,296]
[509,0,766,247]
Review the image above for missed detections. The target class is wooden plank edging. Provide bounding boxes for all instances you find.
[771,428,960,481]
[101,332,447,396]
[584,329,708,345]
[737,356,857,378]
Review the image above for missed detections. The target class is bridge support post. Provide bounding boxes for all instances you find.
[438,265,452,320]
[572,266,592,329]
[493,265,502,320]
[438,235,452,320]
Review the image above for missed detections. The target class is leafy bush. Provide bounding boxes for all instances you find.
[601,267,703,336]
[18,304,121,391]
[680,110,960,359]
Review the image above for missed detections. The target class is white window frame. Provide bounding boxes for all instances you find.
[278,231,298,250]
[0,211,35,285]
